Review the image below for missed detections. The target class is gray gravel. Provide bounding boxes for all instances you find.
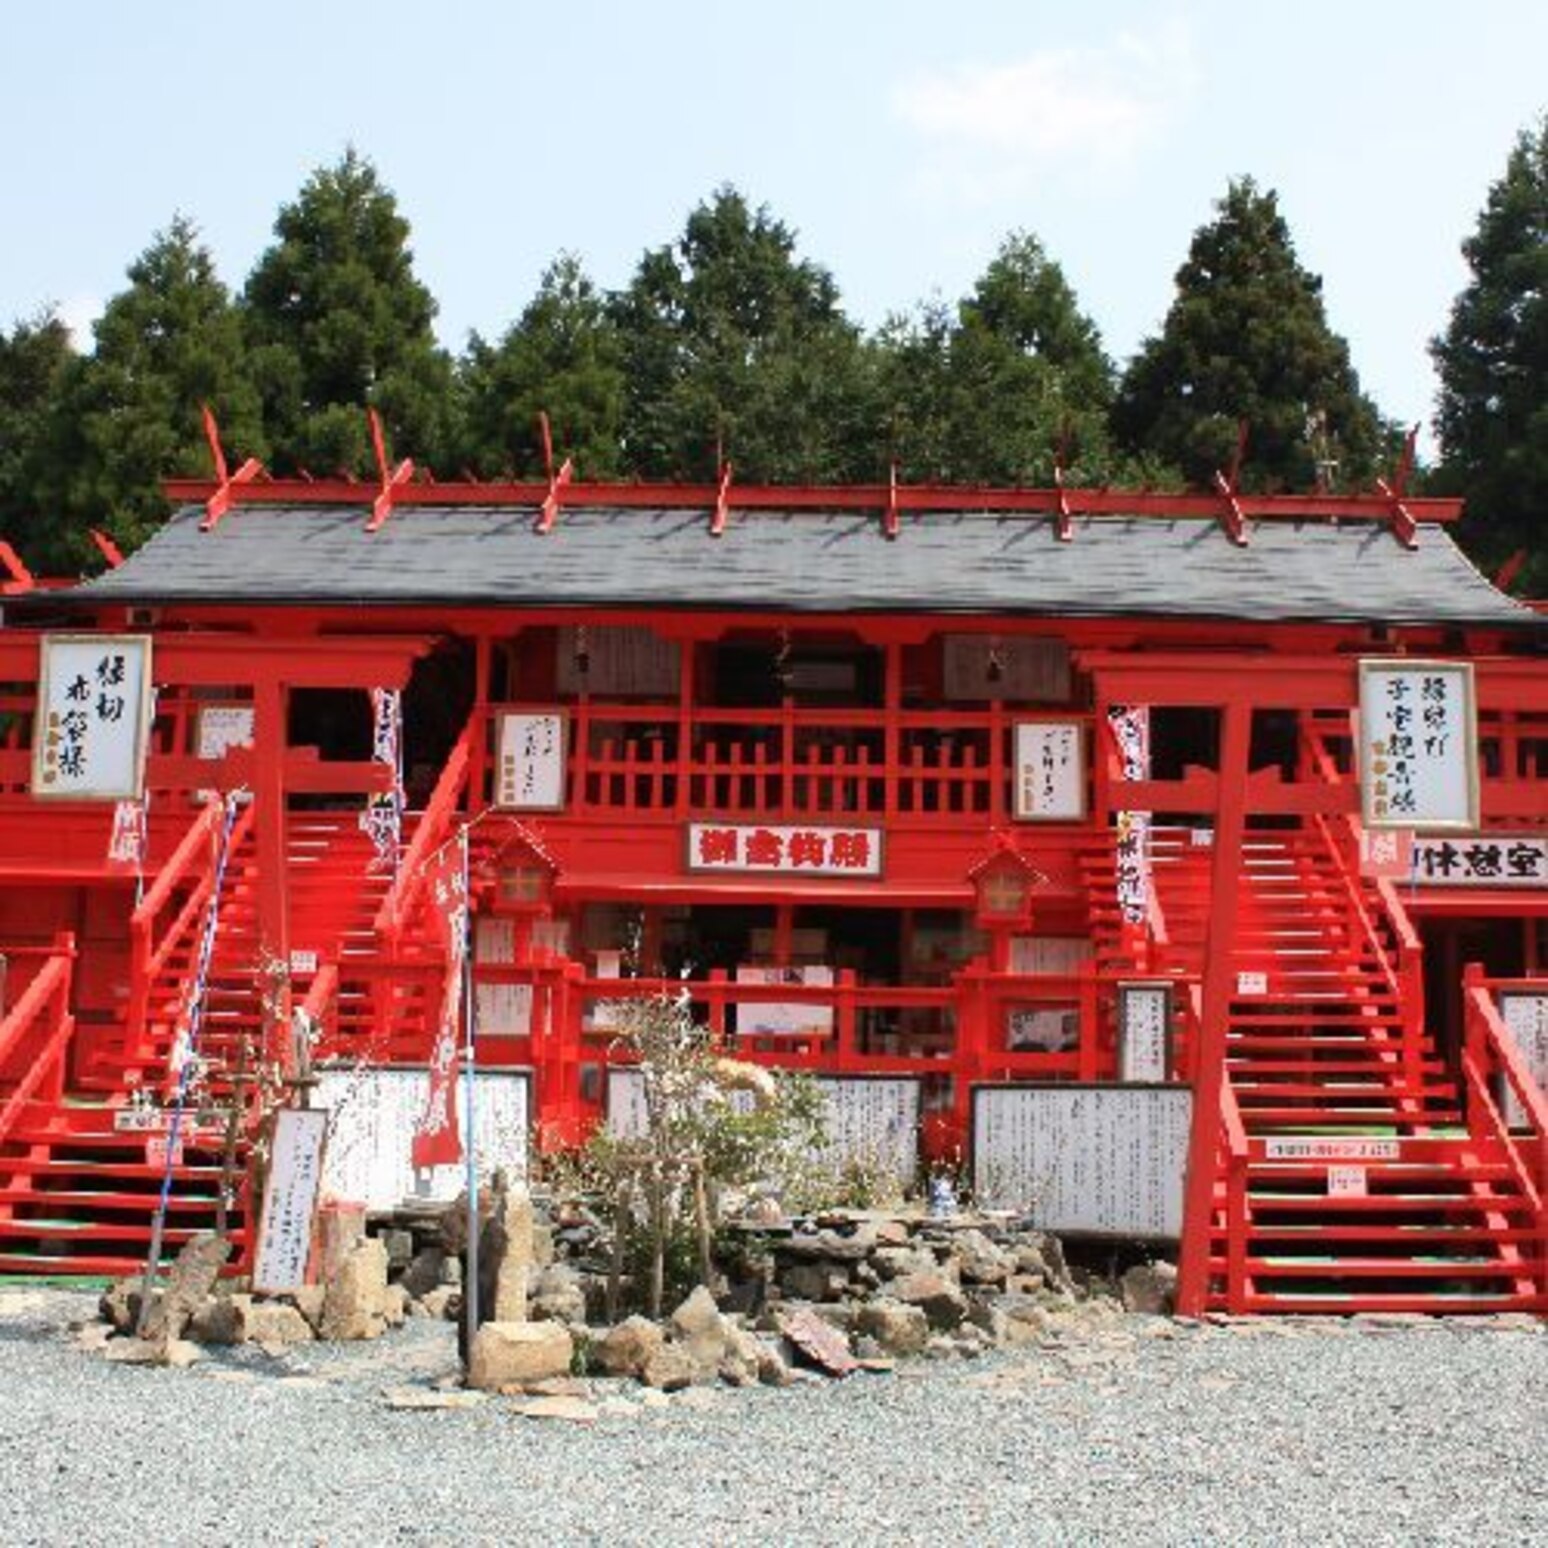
[0,1286,1543,1546]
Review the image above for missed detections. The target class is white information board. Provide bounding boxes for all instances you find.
[32,634,153,800]
[735,965,836,1037]
[1117,982,1172,1082]
[1013,721,1085,821]
[315,1066,530,1208]
[606,1071,920,1195]
[973,1084,1193,1237]
[1499,993,1548,1130]
[252,1107,329,1293]
[1358,660,1478,830]
[495,712,567,811]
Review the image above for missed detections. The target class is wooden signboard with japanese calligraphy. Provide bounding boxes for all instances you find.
[1013,721,1086,821]
[973,1083,1193,1237]
[252,1107,329,1293]
[1410,835,1548,888]
[607,1070,920,1194]
[1358,660,1478,831]
[686,823,883,877]
[315,1066,530,1209]
[32,634,153,800]
[1499,993,1548,1130]
[495,712,567,811]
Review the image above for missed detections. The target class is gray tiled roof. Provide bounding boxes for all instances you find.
[61,502,1540,628]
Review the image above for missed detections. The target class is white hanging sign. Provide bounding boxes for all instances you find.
[252,1107,329,1293]
[496,712,567,811]
[1108,704,1151,925]
[1264,1137,1400,1161]
[1358,660,1478,831]
[1013,721,1086,821]
[1411,835,1548,888]
[687,823,883,877]
[1327,1165,1367,1197]
[1117,982,1172,1081]
[973,1083,1192,1237]
[33,634,154,800]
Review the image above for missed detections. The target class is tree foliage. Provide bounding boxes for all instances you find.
[242,148,455,474]
[880,232,1125,485]
[459,254,626,478]
[1114,179,1393,491]
[0,310,74,570]
[1431,118,1548,590]
[613,187,879,481]
[44,217,265,563]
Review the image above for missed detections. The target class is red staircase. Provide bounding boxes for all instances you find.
[1155,824,1546,1315]
[0,805,398,1277]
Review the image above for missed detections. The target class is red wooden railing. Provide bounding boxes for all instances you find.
[0,935,75,1151]
[1460,968,1546,1298]
[486,701,1096,823]
[373,719,474,952]
[124,801,256,1057]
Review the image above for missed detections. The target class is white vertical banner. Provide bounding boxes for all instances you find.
[360,687,404,873]
[1107,705,1151,925]
[33,634,154,800]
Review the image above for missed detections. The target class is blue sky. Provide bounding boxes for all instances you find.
[2,3,1543,452]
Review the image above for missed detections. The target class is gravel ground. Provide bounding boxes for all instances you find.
[0,1286,1543,1547]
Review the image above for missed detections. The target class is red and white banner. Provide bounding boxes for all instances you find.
[412,833,469,1169]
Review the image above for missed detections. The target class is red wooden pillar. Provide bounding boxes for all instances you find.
[1176,698,1252,1316]
[252,675,292,1071]
[467,631,491,811]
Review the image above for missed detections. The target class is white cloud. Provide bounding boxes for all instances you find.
[892,20,1198,202]
[57,294,103,353]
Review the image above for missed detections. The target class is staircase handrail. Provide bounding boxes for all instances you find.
[373,720,474,950]
[297,960,340,1045]
[0,937,75,1149]
[1461,971,1547,1215]
[126,801,255,1049]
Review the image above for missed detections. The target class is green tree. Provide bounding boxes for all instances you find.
[1114,178,1392,491]
[613,187,879,482]
[878,232,1129,486]
[43,217,265,562]
[0,310,74,569]
[243,148,455,474]
[459,254,626,477]
[1431,119,1548,591]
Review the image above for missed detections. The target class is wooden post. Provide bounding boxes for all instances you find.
[1176,698,1252,1316]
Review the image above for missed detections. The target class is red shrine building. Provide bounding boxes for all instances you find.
[0,429,1543,1317]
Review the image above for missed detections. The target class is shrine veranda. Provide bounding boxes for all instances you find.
[0,461,1543,1316]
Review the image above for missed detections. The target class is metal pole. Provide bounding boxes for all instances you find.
[460,824,480,1356]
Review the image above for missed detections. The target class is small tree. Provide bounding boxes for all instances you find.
[584,994,822,1318]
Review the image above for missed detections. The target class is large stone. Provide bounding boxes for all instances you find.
[777,1305,858,1377]
[1121,1261,1178,1316]
[952,1229,1014,1287]
[146,1232,232,1346]
[892,1270,968,1330]
[319,1236,391,1341]
[639,1343,698,1392]
[99,1277,154,1336]
[670,1285,731,1377]
[594,1316,664,1379]
[778,1227,876,1263]
[400,1247,447,1300]
[467,1320,574,1391]
[484,1177,536,1324]
[872,1245,938,1281]
[779,1262,848,1302]
[718,1323,766,1386]
[855,1298,930,1357]
[530,1264,587,1326]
